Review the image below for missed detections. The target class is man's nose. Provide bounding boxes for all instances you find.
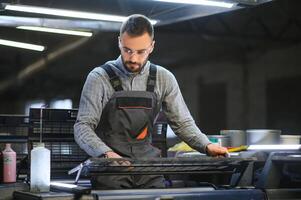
[129,53,139,62]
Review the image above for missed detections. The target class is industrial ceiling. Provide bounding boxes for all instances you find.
[0,0,300,99]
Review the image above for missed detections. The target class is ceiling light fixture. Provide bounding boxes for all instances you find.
[153,0,235,8]
[4,4,158,25]
[17,26,93,37]
[0,39,45,51]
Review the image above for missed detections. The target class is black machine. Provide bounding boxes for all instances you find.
[64,151,301,200]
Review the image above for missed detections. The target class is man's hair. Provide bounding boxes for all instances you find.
[120,14,154,39]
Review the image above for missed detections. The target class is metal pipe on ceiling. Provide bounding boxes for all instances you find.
[0,36,92,94]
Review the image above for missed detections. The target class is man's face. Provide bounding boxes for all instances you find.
[119,32,154,73]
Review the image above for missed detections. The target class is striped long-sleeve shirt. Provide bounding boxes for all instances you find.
[74,56,210,157]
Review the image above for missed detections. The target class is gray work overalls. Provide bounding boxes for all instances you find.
[91,63,165,189]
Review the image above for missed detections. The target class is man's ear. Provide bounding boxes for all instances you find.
[150,40,155,53]
[118,36,121,48]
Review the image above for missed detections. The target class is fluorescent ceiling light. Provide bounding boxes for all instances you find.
[153,0,234,8]
[248,144,301,150]
[17,26,93,37]
[0,39,45,51]
[5,4,158,25]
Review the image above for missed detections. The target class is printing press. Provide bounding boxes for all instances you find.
[2,108,300,200]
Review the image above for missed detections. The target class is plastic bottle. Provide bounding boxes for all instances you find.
[2,143,16,183]
[30,143,50,193]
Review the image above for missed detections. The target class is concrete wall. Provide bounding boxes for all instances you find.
[172,43,301,134]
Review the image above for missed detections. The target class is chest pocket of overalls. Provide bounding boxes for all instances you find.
[116,95,154,140]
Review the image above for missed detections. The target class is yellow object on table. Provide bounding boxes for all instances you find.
[227,145,248,152]
[168,141,196,152]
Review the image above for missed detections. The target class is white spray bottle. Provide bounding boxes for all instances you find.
[30,107,51,193]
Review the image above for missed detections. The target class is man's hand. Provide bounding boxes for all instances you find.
[105,151,123,158]
[104,151,131,165]
[206,143,229,157]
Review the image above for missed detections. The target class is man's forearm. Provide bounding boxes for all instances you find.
[74,121,112,157]
[173,122,211,153]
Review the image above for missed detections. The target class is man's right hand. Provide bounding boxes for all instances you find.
[104,151,131,166]
[205,143,229,157]
[104,151,123,158]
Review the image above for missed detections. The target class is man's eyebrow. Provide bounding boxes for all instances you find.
[123,46,148,51]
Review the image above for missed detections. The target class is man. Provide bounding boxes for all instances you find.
[74,14,228,189]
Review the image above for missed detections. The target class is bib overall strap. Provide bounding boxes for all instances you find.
[101,64,123,91]
[146,64,157,92]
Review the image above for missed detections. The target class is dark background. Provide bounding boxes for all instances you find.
[0,0,300,135]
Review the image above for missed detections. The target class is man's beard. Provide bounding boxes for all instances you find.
[122,56,148,73]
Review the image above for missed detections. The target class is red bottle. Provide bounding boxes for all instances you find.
[2,144,16,183]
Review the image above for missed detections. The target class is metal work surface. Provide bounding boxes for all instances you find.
[92,188,266,200]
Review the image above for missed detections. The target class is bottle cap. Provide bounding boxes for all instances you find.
[35,142,45,148]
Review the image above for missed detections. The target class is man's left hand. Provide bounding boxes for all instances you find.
[206,143,229,157]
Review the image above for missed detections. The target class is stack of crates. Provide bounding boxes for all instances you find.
[28,108,88,178]
[0,114,29,180]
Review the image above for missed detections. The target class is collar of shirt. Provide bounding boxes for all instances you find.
[113,56,150,76]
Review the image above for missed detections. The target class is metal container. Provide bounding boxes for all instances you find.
[220,130,246,147]
[246,129,281,145]
[207,135,231,147]
[280,135,301,144]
